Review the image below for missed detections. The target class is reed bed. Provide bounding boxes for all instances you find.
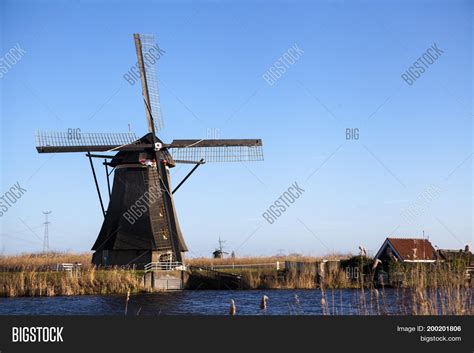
[0,268,142,297]
[0,252,93,271]
[187,254,349,267]
[315,262,473,316]
[0,252,145,297]
[235,265,358,289]
[389,262,473,315]
[0,252,471,316]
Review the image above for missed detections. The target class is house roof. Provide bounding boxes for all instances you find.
[438,249,473,264]
[376,238,437,261]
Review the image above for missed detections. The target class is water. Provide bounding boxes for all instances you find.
[0,289,413,315]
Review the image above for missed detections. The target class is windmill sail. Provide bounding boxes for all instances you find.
[134,33,164,133]
[168,139,263,163]
[35,131,142,153]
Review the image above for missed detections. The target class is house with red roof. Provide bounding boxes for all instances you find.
[374,238,438,263]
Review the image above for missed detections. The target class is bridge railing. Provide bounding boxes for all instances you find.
[144,262,185,273]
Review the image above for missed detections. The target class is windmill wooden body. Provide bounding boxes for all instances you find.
[35,34,263,268]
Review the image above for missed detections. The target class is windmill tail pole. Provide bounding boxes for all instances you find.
[104,159,111,198]
[172,159,205,194]
[87,153,106,218]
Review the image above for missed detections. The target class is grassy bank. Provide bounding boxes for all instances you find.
[0,253,351,296]
[188,254,354,289]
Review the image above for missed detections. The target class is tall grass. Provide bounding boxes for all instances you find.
[189,254,353,289]
[1,252,471,317]
[322,261,473,316]
[187,254,349,267]
[0,252,143,297]
[0,252,92,271]
[223,261,356,289]
[391,262,472,315]
[0,268,143,297]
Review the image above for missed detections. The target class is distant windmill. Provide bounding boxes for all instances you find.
[213,237,228,259]
[35,34,264,268]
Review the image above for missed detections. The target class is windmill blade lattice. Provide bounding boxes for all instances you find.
[35,131,140,153]
[139,34,164,132]
[168,139,263,163]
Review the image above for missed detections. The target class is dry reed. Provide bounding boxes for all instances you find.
[1,252,471,316]
[0,268,142,297]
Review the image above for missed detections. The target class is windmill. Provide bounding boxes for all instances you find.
[35,34,263,268]
[213,237,228,259]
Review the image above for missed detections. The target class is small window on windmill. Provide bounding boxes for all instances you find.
[161,229,167,240]
[139,152,154,166]
[103,250,109,265]
[139,152,147,165]
[159,204,165,218]
[159,252,174,263]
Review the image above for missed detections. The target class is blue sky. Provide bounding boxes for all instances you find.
[0,0,472,257]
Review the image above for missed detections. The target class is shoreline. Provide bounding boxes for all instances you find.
[1,253,472,302]
[1,267,472,297]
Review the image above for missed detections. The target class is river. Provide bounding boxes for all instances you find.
[0,288,417,315]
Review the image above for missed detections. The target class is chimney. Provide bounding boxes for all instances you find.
[465,244,470,253]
